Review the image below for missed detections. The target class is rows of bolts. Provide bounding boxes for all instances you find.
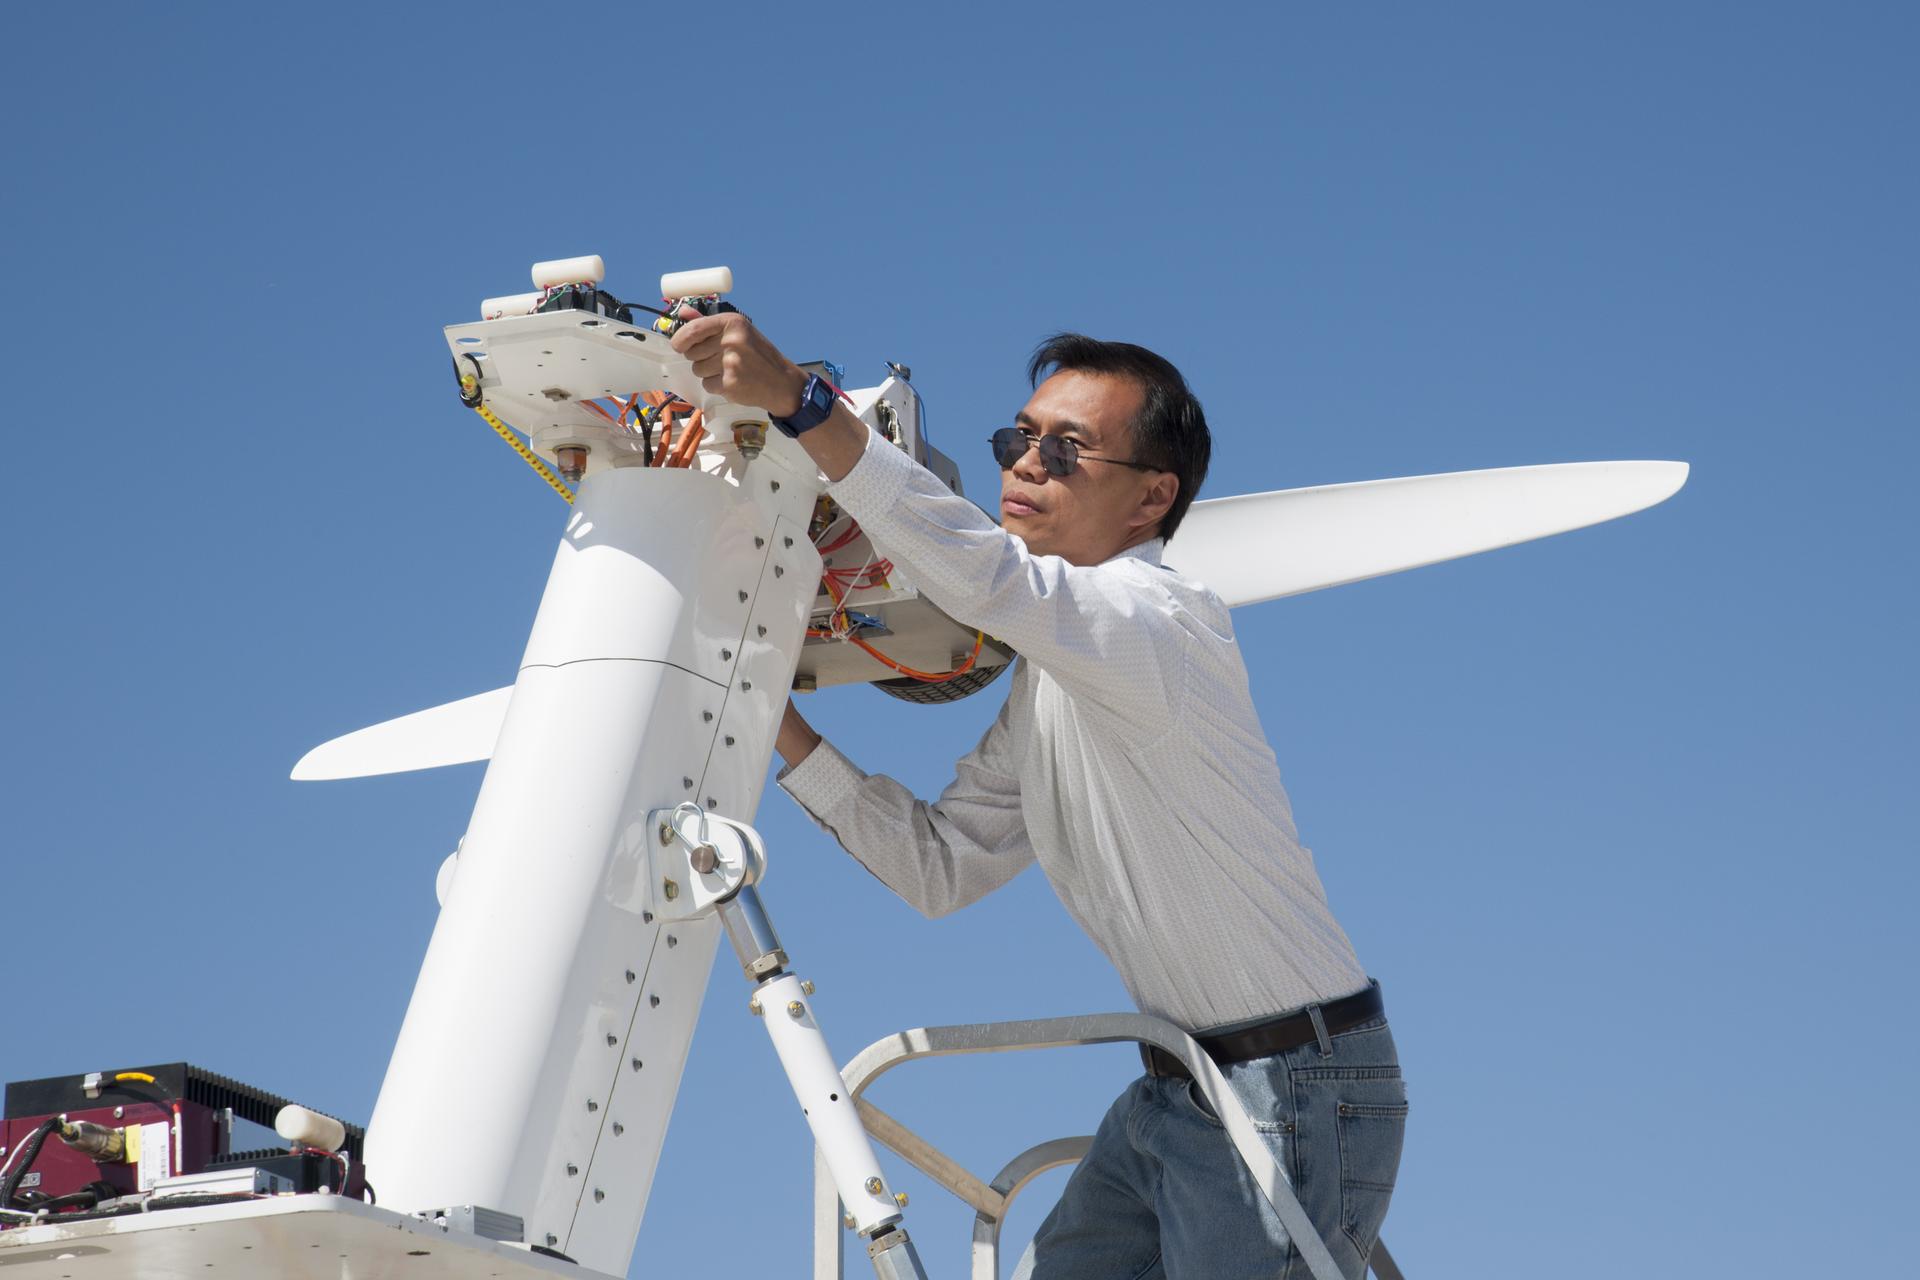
[546,520,803,1247]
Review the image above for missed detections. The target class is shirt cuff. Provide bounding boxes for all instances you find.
[776,737,867,820]
[825,425,915,519]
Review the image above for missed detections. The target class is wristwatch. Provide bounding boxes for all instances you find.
[772,373,837,438]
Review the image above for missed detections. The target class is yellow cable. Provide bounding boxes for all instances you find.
[113,1072,156,1084]
[467,393,575,505]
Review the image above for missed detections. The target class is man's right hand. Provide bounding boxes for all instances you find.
[775,699,822,768]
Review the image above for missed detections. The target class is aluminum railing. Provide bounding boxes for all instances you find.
[812,1012,1404,1280]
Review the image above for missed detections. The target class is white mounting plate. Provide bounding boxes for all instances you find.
[0,1195,619,1279]
[644,807,761,922]
[448,311,711,420]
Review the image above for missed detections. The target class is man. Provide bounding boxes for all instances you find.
[671,312,1406,1279]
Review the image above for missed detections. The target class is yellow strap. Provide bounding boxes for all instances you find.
[469,399,575,505]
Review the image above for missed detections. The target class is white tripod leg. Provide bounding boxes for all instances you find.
[657,806,927,1279]
[722,893,927,1280]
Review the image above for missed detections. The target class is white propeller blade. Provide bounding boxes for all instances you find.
[294,459,1687,780]
[1165,459,1688,608]
[290,686,513,781]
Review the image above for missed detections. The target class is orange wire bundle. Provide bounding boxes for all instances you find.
[576,391,708,468]
[812,565,984,683]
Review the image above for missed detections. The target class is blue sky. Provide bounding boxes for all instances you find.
[2,4,1913,1276]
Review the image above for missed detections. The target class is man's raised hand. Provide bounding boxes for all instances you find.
[668,307,809,417]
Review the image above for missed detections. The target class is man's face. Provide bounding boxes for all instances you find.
[999,370,1174,565]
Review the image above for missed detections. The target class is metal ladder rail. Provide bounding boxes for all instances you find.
[812,1012,1402,1280]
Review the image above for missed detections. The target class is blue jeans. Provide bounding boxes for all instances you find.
[1013,1016,1406,1280]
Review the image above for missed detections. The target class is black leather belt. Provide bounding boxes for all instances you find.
[1141,982,1385,1079]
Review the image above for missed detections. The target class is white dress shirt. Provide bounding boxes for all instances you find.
[779,428,1369,1031]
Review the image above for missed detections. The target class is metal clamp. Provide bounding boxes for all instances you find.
[645,803,766,922]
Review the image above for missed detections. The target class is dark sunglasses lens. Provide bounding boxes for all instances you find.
[990,428,1025,468]
[1037,435,1077,476]
[989,429,1079,475]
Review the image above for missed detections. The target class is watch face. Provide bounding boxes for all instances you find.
[808,377,834,413]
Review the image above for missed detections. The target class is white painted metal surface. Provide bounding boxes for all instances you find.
[755,972,900,1236]
[291,686,512,780]
[0,1196,612,1279]
[362,461,818,1273]
[1165,459,1689,608]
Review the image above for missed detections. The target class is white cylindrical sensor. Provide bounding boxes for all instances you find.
[659,266,732,299]
[530,256,606,289]
[275,1104,347,1153]
[480,291,543,320]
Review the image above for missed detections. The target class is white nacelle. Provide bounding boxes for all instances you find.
[364,458,820,1270]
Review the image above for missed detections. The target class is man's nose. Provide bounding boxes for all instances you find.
[1011,437,1050,483]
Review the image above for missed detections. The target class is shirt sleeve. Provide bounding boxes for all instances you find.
[825,428,1191,731]
[777,692,1034,918]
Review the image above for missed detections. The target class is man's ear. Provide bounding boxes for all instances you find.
[1133,472,1179,534]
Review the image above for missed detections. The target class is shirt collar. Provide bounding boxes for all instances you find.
[1108,537,1165,568]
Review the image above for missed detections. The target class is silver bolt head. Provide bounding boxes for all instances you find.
[864,1176,884,1196]
[800,979,816,995]
[787,1000,806,1019]
[748,998,764,1016]
[663,878,679,900]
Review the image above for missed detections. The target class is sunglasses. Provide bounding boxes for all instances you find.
[988,426,1160,477]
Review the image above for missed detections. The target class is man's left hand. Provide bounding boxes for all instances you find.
[669,308,808,417]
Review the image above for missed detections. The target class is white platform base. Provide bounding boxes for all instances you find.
[0,1196,619,1279]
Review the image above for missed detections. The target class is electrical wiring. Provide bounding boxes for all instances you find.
[292,1144,350,1191]
[579,399,622,428]
[0,1116,61,1210]
[815,515,864,556]
[810,552,988,683]
[851,628,985,683]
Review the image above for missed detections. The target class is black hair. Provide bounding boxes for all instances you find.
[1026,333,1211,540]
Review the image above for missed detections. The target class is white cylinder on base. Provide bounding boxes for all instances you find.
[659,266,732,298]
[480,291,543,319]
[531,255,606,289]
[275,1105,347,1153]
